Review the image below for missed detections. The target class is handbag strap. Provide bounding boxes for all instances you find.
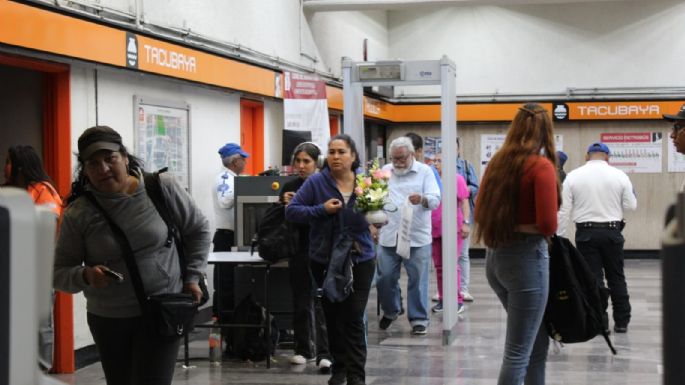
[83,192,149,311]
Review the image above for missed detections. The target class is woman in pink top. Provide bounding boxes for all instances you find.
[431,152,470,313]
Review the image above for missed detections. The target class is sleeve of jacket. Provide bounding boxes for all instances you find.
[466,161,479,197]
[286,176,328,223]
[160,174,211,284]
[53,205,90,293]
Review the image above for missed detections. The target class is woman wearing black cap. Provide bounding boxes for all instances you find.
[53,126,210,385]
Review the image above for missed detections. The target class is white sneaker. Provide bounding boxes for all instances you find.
[462,292,474,302]
[318,358,332,373]
[289,354,307,365]
[457,303,465,314]
[432,293,440,302]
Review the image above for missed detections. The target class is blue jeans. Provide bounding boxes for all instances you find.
[486,235,550,385]
[459,234,471,293]
[377,245,431,327]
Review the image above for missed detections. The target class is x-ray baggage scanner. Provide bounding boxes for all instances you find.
[342,57,460,345]
[0,188,64,385]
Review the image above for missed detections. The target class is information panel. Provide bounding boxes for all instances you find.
[134,96,191,191]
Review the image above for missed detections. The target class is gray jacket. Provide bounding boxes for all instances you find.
[53,172,211,318]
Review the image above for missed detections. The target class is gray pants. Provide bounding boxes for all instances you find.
[458,234,472,293]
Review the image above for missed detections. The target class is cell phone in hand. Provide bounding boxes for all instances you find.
[102,267,124,283]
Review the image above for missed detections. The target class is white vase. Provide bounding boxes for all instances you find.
[365,210,388,225]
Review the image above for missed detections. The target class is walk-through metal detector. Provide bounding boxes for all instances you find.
[342,56,459,345]
[0,189,65,385]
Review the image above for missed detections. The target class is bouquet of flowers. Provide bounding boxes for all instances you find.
[354,160,391,225]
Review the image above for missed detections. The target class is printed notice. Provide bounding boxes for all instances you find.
[601,132,663,173]
[668,140,685,172]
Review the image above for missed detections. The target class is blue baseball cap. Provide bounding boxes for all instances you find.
[218,143,249,159]
[587,142,610,155]
[556,151,568,167]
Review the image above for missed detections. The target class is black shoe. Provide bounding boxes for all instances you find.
[328,371,346,385]
[614,325,628,333]
[431,301,443,313]
[379,316,394,330]
[412,325,427,335]
[348,376,366,385]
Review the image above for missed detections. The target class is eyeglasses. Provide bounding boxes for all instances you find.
[390,153,411,163]
[673,123,685,135]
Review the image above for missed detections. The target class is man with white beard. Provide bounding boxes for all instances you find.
[376,137,441,335]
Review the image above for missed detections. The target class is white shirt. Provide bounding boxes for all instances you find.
[213,167,237,230]
[379,160,441,248]
[557,160,637,236]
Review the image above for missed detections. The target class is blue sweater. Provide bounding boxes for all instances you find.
[285,168,375,265]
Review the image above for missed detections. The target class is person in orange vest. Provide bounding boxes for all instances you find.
[4,144,63,371]
[4,145,63,216]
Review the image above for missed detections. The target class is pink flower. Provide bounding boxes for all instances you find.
[354,186,364,196]
[364,177,372,186]
[382,169,392,179]
[372,169,384,180]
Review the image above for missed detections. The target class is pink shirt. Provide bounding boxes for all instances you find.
[431,174,469,242]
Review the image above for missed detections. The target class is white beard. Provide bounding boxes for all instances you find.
[393,160,413,176]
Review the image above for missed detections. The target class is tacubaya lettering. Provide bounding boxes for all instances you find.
[577,105,660,116]
[143,44,197,73]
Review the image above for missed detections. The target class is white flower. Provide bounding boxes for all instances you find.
[368,188,386,202]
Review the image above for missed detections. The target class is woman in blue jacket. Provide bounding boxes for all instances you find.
[286,134,377,385]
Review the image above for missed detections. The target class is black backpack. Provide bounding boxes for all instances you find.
[545,235,617,354]
[227,294,279,361]
[252,203,298,262]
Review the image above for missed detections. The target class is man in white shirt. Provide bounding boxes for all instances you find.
[557,142,637,333]
[212,142,248,318]
[212,142,249,251]
[377,137,441,335]
[663,103,685,191]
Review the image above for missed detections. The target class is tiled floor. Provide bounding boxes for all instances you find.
[52,259,662,384]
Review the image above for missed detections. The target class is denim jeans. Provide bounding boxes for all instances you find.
[377,245,431,327]
[458,234,472,293]
[486,235,550,385]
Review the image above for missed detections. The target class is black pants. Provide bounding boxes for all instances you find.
[87,313,181,385]
[575,227,631,327]
[311,258,375,383]
[212,229,235,317]
[290,252,330,361]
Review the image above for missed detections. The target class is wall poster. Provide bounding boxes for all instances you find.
[601,132,662,173]
[134,96,191,191]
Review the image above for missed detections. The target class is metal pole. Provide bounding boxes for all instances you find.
[663,192,685,385]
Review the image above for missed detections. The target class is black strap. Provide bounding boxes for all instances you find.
[83,192,149,312]
[142,168,188,280]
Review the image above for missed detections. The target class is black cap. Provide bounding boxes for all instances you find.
[77,126,123,160]
[663,103,685,121]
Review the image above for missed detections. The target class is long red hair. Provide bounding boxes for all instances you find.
[474,103,561,247]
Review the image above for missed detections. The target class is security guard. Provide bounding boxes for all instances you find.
[557,142,637,333]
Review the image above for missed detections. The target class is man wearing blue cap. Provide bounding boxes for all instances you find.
[211,143,249,318]
[557,142,637,333]
[213,143,249,251]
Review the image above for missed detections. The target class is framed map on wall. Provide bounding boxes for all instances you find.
[133,96,191,191]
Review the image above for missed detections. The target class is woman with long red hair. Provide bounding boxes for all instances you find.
[474,103,561,385]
